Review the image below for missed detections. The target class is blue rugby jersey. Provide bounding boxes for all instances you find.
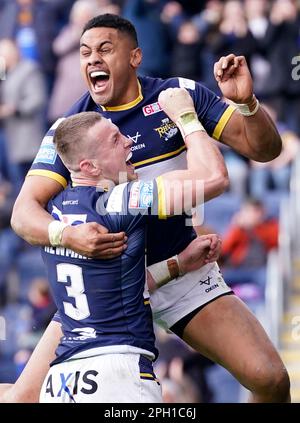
[29,76,235,265]
[44,179,165,365]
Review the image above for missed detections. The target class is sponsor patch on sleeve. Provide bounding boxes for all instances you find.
[106,183,128,213]
[178,77,195,90]
[129,181,154,209]
[34,135,57,165]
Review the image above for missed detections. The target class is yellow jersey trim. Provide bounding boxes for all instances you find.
[144,300,150,305]
[156,175,167,220]
[27,170,67,188]
[212,105,236,140]
[133,145,186,168]
[140,373,155,379]
[100,80,143,112]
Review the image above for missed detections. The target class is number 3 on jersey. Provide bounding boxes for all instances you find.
[57,263,90,320]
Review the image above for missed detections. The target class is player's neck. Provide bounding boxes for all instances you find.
[71,172,99,187]
[99,78,142,111]
[71,175,113,191]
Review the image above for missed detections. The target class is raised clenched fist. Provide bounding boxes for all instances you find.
[158,87,196,123]
[158,87,204,139]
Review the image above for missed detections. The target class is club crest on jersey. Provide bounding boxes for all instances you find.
[142,101,162,116]
[154,118,178,141]
[129,181,154,209]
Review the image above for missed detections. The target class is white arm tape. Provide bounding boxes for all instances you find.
[233,95,260,116]
[148,255,183,288]
[176,112,205,139]
[48,220,69,247]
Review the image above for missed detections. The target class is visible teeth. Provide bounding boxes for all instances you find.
[126,152,133,163]
[90,71,108,78]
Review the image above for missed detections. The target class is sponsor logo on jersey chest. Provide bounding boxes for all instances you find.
[142,101,162,116]
[127,131,146,151]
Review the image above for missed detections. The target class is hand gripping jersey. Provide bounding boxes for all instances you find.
[43,179,165,365]
[30,76,235,266]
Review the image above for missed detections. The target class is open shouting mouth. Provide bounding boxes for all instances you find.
[126,151,135,173]
[89,70,110,94]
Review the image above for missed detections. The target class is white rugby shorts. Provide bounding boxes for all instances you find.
[39,353,162,403]
[151,262,232,330]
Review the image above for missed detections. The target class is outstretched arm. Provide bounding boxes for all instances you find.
[214,54,282,162]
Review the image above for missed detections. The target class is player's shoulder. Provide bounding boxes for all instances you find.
[141,75,203,91]
[50,185,98,210]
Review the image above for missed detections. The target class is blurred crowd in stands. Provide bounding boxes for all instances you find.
[0,0,300,402]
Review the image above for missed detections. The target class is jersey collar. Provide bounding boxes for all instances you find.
[99,80,143,112]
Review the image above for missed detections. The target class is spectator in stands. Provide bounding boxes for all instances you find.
[0,0,75,91]
[94,0,121,15]
[48,0,99,123]
[123,0,172,77]
[0,276,54,379]
[190,0,223,92]
[249,103,299,199]
[0,39,46,191]
[244,0,271,98]
[219,143,249,198]
[27,277,56,334]
[211,0,257,72]
[220,197,279,293]
[261,0,300,135]
[170,20,201,81]
[0,171,20,306]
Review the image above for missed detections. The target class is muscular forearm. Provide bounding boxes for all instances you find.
[11,176,63,246]
[222,108,282,163]
[161,130,229,214]
[11,197,53,245]
[242,106,282,162]
[186,132,229,202]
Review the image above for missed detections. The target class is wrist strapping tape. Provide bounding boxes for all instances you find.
[48,220,69,247]
[148,255,183,288]
[233,95,260,116]
[176,112,205,139]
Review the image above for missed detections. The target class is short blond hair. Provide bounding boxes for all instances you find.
[53,112,102,170]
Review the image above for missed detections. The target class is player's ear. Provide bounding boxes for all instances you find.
[130,47,142,69]
[80,159,101,177]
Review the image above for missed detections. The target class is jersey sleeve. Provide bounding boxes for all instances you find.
[125,178,168,219]
[177,77,236,141]
[96,179,166,226]
[52,310,61,324]
[27,118,69,188]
